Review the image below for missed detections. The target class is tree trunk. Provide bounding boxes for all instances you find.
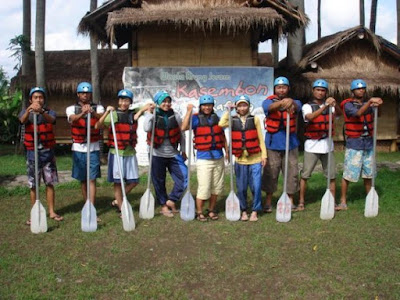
[90,0,100,104]
[370,0,378,32]
[317,0,321,39]
[35,0,46,87]
[287,0,305,67]
[360,0,365,27]
[397,0,400,45]
[22,0,31,77]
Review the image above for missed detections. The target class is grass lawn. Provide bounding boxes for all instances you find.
[1,147,400,299]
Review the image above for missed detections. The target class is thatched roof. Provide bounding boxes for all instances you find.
[282,26,400,99]
[12,49,129,96]
[79,0,308,47]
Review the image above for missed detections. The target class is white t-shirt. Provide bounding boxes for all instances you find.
[66,104,105,152]
[302,102,335,154]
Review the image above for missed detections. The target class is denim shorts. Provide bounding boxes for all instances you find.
[72,151,101,181]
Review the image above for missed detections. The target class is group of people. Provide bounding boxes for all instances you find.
[20,76,383,225]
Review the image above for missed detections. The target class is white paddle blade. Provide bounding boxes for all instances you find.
[276,193,291,223]
[81,200,97,232]
[139,189,155,219]
[320,189,335,220]
[121,197,136,231]
[225,190,241,221]
[365,187,379,218]
[30,200,48,234]
[180,191,195,221]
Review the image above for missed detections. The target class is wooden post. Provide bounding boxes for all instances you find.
[360,0,365,27]
[287,0,305,67]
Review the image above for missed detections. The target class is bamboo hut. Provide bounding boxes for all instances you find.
[280,26,400,151]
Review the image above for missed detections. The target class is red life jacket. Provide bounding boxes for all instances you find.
[147,111,181,148]
[341,98,374,138]
[304,102,335,140]
[24,112,56,150]
[193,113,225,151]
[265,96,297,134]
[108,110,138,150]
[231,115,261,157]
[71,104,101,143]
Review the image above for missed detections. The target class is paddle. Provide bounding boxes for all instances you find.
[110,111,135,231]
[320,105,335,220]
[139,108,156,219]
[365,107,379,217]
[225,107,241,221]
[276,111,292,223]
[81,112,97,232]
[180,111,195,221]
[30,112,48,234]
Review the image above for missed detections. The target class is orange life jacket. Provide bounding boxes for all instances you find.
[24,113,55,150]
[147,111,181,148]
[341,98,374,138]
[71,104,101,143]
[193,113,225,151]
[231,115,261,157]
[108,110,138,150]
[304,102,335,140]
[265,96,297,134]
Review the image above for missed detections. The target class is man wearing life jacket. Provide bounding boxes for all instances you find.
[19,87,63,225]
[143,91,187,217]
[219,95,267,221]
[299,79,342,211]
[181,95,227,221]
[66,82,104,207]
[261,76,302,213]
[337,79,383,211]
[95,89,141,213]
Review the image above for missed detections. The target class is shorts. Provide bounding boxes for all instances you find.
[107,152,139,184]
[301,151,336,179]
[262,148,299,194]
[27,157,58,188]
[196,158,225,200]
[72,151,101,181]
[342,148,373,182]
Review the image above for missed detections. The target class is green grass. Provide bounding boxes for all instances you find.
[0,168,399,299]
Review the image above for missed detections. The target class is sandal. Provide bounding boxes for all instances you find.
[50,214,64,222]
[166,200,179,214]
[25,219,31,226]
[160,210,174,218]
[206,209,219,220]
[263,205,272,213]
[241,212,249,221]
[297,203,305,211]
[335,203,348,211]
[196,212,208,222]
[249,212,258,222]
[291,205,298,212]
[111,199,118,207]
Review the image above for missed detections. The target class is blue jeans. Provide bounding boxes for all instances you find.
[234,162,262,212]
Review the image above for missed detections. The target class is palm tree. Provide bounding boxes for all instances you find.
[22,0,31,77]
[370,0,378,32]
[90,0,100,104]
[317,0,321,39]
[287,0,305,67]
[360,0,365,27]
[35,0,46,87]
[397,0,400,46]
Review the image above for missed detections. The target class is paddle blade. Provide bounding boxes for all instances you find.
[225,190,241,221]
[30,200,47,234]
[81,200,97,232]
[121,197,136,231]
[320,189,335,220]
[180,191,195,221]
[139,189,155,219]
[276,193,291,223]
[365,187,379,218]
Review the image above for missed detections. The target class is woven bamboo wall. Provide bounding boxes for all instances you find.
[135,25,253,66]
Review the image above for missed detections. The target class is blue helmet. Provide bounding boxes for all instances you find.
[117,89,134,102]
[234,95,250,105]
[313,79,329,90]
[351,79,367,91]
[199,95,215,106]
[274,76,290,87]
[29,87,46,98]
[77,82,92,93]
[153,90,171,105]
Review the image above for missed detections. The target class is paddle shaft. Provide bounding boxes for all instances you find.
[326,106,333,188]
[109,111,127,199]
[371,107,378,188]
[283,111,290,194]
[186,113,193,192]
[146,109,157,189]
[86,112,91,202]
[33,113,39,202]
[228,108,234,191]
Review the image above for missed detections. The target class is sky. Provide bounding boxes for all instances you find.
[0,0,397,80]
